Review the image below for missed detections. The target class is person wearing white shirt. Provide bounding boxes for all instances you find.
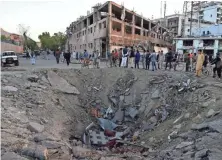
[72,51,76,59]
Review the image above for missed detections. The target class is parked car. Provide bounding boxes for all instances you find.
[1,51,19,67]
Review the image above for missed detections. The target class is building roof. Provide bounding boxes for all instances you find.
[174,36,222,40]
[67,1,169,31]
[1,28,22,37]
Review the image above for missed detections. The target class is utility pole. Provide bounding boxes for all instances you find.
[198,2,201,36]
[181,1,188,37]
[164,1,166,27]
[160,1,162,18]
[163,1,166,18]
[189,1,194,36]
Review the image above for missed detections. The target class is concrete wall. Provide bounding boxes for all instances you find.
[175,38,221,56]
[1,42,23,54]
[176,40,185,54]
[191,24,222,36]
[203,6,218,23]
[68,18,107,54]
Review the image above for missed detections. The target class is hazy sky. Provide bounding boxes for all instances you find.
[0,0,183,41]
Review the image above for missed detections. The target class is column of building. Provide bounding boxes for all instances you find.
[108,1,112,56]
[214,39,219,57]
[140,18,143,37]
[132,14,135,46]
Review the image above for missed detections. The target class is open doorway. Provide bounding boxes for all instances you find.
[101,38,107,58]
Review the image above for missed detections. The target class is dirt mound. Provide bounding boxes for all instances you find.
[1,68,222,160]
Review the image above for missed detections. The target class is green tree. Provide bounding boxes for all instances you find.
[1,35,7,41]
[26,38,38,50]
[38,32,67,51]
[1,35,11,42]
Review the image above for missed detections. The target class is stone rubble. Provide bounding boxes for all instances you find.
[1,69,222,160]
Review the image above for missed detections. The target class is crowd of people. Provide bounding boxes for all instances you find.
[65,47,222,80]
[98,46,221,80]
[26,46,222,80]
[105,47,184,73]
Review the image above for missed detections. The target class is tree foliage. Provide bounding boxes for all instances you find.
[38,32,67,51]
[1,35,10,41]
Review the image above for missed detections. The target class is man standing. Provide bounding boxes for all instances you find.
[83,50,89,65]
[55,49,61,64]
[145,50,151,70]
[211,53,221,80]
[165,48,173,70]
[184,52,190,72]
[47,50,50,60]
[72,50,76,59]
[121,46,128,68]
[64,50,71,66]
[150,50,157,71]
[203,53,208,68]
[141,49,146,69]
[135,50,140,69]
[157,51,160,69]
[107,50,112,67]
[158,50,164,69]
[94,50,100,68]
[196,49,205,77]
[113,49,118,67]
[30,51,36,65]
[118,48,122,67]
[129,47,135,68]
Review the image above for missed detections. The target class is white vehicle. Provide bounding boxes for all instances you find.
[1,51,19,67]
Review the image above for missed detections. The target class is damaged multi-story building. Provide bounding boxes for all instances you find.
[66,1,172,58]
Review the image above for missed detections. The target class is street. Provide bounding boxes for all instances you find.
[2,54,186,73]
[17,54,82,69]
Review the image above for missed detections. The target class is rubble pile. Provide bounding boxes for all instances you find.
[1,68,222,160]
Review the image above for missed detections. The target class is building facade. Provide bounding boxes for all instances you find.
[174,37,222,57]
[183,2,222,37]
[153,14,184,37]
[199,2,222,24]
[190,24,222,37]
[66,1,171,58]
[1,28,24,53]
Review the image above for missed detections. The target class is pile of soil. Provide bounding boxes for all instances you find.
[1,68,222,160]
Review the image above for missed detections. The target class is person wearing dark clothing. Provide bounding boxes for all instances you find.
[184,53,190,72]
[165,49,173,70]
[118,48,122,67]
[64,51,71,66]
[157,51,160,69]
[209,54,213,63]
[123,46,128,55]
[135,50,140,69]
[211,53,221,79]
[76,52,79,60]
[203,54,208,68]
[145,51,151,70]
[129,47,135,68]
[26,52,30,59]
[174,53,178,61]
[47,50,50,60]
[55,49,60,64]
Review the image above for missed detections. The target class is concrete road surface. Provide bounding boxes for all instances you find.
[1,54,109,74]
